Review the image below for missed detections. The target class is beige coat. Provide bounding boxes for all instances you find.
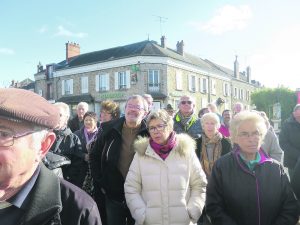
[124,134,207,225]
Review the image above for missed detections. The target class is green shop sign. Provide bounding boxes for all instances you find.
[97,92,124,100]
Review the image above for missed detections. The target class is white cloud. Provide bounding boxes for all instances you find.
[0,48,15,55]
[54,25,88,38]
[190,5,252,35]
[249,25,300,90]
[38,25,48,34]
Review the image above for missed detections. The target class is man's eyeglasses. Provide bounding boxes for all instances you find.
[181,100,192,105]
[0,130,38,147]
[148,124,167,133]
[127,104,145,111]
[238,131,261,139]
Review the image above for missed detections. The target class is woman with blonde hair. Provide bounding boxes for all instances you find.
[206,111,298,225]
[125,110,207,225]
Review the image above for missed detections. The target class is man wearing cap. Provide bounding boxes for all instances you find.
[0,88,101,225]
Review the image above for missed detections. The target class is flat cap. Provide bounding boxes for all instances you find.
[0,88,60,129]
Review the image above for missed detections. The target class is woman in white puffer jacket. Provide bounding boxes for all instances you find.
[125,110,207,225]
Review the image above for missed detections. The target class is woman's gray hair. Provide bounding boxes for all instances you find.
[146,109,174,130]
[201,112,221,129]
[230,110,267,142]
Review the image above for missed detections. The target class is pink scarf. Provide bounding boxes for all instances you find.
[150,131,177,160]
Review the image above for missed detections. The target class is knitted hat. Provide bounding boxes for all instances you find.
[0,88,60,129]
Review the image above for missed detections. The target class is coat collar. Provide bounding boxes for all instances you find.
[20,164,62,225]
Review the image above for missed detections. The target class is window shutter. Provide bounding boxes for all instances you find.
[70,79,73,94]
[61,80,65,95]
[114,72,119,90]
[195,76,198,92]
[176,71,182,90]
[188,75,192,91]
[126,70,130,89]
[223,83,226,96]
[81,77,88,93]
[95,75,99,92]
[105,74,110,91]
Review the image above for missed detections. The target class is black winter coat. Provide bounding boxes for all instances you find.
[18,164,101,225]
[50,128,85,187]
[279,115,300,169]
[90,117,149,202]
[206,151,298,225]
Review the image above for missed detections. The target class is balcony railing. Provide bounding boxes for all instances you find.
[146,83,163,93]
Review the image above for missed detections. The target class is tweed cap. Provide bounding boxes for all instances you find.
[0,88,60,129]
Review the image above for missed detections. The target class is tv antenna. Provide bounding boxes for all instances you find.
[153,15,168,37]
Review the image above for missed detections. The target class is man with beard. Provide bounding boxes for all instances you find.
[90,95,149,225]
[0,88,101,225]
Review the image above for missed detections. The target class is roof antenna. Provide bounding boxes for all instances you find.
[153,15,168,37]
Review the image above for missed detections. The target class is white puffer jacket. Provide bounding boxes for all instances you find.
[125,133,207,225]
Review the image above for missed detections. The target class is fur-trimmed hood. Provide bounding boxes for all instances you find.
[133,133,196,157]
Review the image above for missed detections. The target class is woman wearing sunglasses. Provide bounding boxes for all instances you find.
[125,109,207,225]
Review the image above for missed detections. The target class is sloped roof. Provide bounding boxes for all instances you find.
[54,40,228,77]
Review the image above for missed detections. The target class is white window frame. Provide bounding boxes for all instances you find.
[148,69,160,88]
[188,74,196,92]
[61,79,73,95]
[211,79,216,95]
[81,76,88,94]
[96,74,110,92]
[223,82,230,97]
[234,87,237,99]
[200,77,208,93]
[114,71,130,90]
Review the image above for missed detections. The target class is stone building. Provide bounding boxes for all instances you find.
[34,37,261,116]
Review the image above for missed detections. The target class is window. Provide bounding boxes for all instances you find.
[223,82,230,96]
[96,74,109,92]
[234,87,237,98]
[47,83,53,99]
[188,75,196,92]
[175,71,182,90]
[114,71,130,90]
[200,77,208,93]
[61,79,73,95]
[46,64,54,80]
[148,70,160,92]
[148,70,159,87]
[81,76,88,93]
[239,89,244,100]
[246,90,250,101]
[211,79,216,95]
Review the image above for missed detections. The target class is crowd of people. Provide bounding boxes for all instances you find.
[0,87,300,225]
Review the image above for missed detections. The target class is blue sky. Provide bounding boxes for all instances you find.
[1,0,300,90]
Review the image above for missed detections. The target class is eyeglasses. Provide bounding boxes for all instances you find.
[126,104,145,111]
[0,130,38,147]
[181,100,192,105]
[148,124,167,133]
[101,111,112,115]
[238,131,261,139]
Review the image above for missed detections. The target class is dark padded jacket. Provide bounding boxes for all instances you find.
[206,151,298,225]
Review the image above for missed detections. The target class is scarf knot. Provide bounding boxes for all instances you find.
[150,131,177,160]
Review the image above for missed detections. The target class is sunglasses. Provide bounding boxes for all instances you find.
[181,100,192,105]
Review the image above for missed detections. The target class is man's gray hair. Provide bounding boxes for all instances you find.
[77,102,89,110]
[125,95,148,112]
[54,102,70,119]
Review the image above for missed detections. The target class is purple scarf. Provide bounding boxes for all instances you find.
[84,127,98,145]
[150,131,177,160]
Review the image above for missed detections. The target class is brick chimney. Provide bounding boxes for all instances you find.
[234,55,239,79]
[176,40,184,56]
[161,36,166,48]
[66,42,80,62]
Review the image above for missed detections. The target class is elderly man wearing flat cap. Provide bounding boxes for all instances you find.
[0,88,102,225]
